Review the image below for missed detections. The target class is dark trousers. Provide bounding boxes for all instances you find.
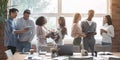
[7,46,16,55]
[73,37,81,50]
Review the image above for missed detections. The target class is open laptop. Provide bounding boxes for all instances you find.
[57,45,73,56]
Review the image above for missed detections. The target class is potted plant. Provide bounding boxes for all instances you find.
[0,0,8,60]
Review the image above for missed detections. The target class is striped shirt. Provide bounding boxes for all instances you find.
[4,17,18,47]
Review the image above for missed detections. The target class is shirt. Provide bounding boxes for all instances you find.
[71,23,82,38]
[4,17,18,47]
[101,23,114,43]
[36,26,48,45]
[87,20,92,26]
[15,17,35,42]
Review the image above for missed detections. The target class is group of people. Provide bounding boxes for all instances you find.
[4,8,114,56]
[71,10,114,56]
[4,8,67,55]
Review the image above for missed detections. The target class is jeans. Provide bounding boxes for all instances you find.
[102,42,112,45]
[102,42,112,51]
[17,41,31,52]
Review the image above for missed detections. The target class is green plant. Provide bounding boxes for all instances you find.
[0,0,8,23]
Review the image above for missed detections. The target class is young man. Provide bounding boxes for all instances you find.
[81,10,97,56]
[4,8,29,54]
[16,9,35,52]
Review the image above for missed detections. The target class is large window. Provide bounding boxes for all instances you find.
[10,0,109,44]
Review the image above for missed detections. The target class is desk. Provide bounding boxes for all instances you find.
[8,52,120,60]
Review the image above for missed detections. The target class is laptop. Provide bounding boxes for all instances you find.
[57,45,73,56]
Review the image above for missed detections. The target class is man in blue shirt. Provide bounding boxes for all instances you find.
[4,8,29,54]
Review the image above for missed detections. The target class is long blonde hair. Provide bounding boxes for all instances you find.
[73,13,81,23]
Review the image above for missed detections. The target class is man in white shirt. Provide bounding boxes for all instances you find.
[16,9,35,52]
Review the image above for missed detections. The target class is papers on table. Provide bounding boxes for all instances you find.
[53,56,69,60]
[5,49,13,58]
[24,54,42,60]
[98,52,113,55]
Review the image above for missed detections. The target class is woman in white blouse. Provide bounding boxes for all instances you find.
[100,15,114,51]
[56,16,67,45]
[71,13,85,46]
[36,16,49,51]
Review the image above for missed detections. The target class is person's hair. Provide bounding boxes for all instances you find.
[58,16,66,27]
[88,9,94,14]
[9,8,19,15]
[73,13,81,23]
[36,16,47,26]
[58,16,67,38]
[23,9,31,14]
[105,15,112,25]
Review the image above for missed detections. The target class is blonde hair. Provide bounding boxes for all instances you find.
[73,13,81,23]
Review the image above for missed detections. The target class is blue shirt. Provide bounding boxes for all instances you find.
[15,17,35,42]
[4,17,17,47]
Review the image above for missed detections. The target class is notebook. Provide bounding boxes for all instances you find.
[57,45,73,56]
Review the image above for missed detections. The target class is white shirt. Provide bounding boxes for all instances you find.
[101,23,114,43]
[87,20,92,26]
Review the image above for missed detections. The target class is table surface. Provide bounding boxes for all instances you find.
[7,52,120,60]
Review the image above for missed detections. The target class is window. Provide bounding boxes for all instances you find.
[62,0,107,14]
[10,0,109,44]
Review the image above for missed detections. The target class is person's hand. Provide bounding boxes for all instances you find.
[80,34,86,37]
[101,29,107,33]
[23,27,29,32]
[46,34,50,38]
[86,32,95,37]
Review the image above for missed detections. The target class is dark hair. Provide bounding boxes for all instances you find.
[58,16,67,37]
[9,8,19,15]
[23,9,31,14]
[88,9,94,14]
[58,16,66,28]
[36,16,47,26]
[105,15,112,25]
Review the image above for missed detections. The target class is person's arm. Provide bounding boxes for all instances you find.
[36,26,46,40]
[93,22,97,35]
[28,21,36,42]
[14,18,29,34]
[71,24,79,38]
[107,25,114,38]
[14,28,29,34]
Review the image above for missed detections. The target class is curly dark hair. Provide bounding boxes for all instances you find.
[36,16,47,26]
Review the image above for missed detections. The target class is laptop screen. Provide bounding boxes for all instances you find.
[57,45,73,56]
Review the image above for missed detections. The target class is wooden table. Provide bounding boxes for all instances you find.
[7,52,120,60]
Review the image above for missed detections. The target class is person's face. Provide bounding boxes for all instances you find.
[11,11,18,19]
[24,13,30,20]
[43,19,47,25]
[88,12,94,20]
[103,16,108,24]
[78,15,81,21]
[58,19,62,24]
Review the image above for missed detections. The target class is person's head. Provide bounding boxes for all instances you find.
[88,9,95,21]
[73,13,81,23]
[36,16,47,26]
[23,9,31,20]
[9,8,19,19]
[103,15,112,25]
[58,16,66,27]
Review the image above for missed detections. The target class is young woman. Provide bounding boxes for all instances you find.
[36,16,49,51]
[71,13,85,46]
[56,16,67,45]
[100,15,114,51]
